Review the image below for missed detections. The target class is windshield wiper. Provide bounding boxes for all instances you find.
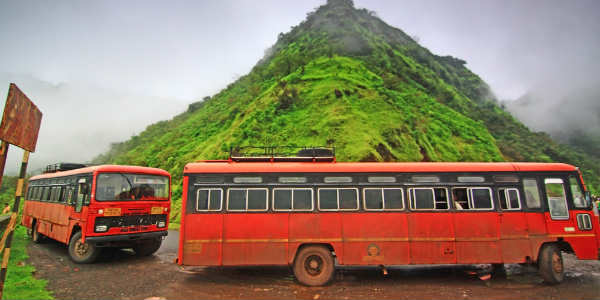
[118,173,136,200]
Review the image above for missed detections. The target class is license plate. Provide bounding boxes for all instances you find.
[151,207,163,215]
[104,207,121,216]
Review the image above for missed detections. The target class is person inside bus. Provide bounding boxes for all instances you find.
[452,189,468,210]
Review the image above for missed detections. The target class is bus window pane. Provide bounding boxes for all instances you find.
[248,190,267,210]
[545,179,568,219]
[413,189,434,209]
[209,190,222,211]
[498,189,508,209]
[274,190,292,210]
[569,177,587,208]
[508,189,520,209]
[228,189,246,210]
[293,189,312,210]
[42,187,50,201]
[197,190,209,210]
[340,189,358,210]
[319,189,338,210]
[365,189,383,210]
[59,187,66,203]
[434,188,448,209]
[523,179,541,208]
[471,188,492,209]
[384,189,403,209]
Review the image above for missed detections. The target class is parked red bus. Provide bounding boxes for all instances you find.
[177,152,599,286]
[22,163,171,263]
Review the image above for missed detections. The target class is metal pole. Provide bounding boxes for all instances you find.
[0,141,8,188]
[0,150,29,299]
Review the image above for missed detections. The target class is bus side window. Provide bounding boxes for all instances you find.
[523,178,541,209]
[569,176,587,208]
[498,188,521,210]
[544,178,569,220]
[410,188,448,210]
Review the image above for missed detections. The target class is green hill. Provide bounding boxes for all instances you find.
[94,0,600,222]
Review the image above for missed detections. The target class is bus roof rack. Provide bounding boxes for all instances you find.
[44,163,88,174]
[230,146,335,162]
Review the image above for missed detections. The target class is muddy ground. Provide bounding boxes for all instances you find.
[26,231,600,300]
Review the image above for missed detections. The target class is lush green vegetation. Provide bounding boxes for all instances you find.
[2,226,53,300]
[94,0,599,223]
[0,176,17,210]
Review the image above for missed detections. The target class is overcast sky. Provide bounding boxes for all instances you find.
[1,0,598,174]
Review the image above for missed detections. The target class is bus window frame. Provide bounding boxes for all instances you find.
[272,188,314,212]
[363,187,405,211]
[195,188,223,212]
[544,177,570,220]
[226,187,269,212]
[522,177,543,210]
[409,187,449,211]
[568,175,588,209]
[317,187,360,211]
[498,187,522,211]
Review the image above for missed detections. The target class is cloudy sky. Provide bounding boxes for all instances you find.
[1,0,598,174]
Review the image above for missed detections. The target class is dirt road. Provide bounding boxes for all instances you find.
[27,231,600,299]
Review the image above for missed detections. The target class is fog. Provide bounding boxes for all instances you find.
[1,0,598,174]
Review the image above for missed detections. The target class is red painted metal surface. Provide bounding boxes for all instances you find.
[184,161,577,174]
[0,83,42,152]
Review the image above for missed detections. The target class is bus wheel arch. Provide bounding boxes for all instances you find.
[537,243,565,285]
[68,230,100,264]
[292,244,336,286]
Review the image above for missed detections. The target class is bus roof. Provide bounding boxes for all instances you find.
[183,161,577,174]
[30,164,170,181]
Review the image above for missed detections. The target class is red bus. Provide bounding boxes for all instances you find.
[177,155,599,286]
[22,164,171,263]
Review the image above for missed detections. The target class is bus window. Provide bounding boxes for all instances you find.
[544,178,569,220]
[498,188,521,210]
[318,188,358,211]
[226,188,268,211]
[569,176,587,208]
[42,187,50,201]
[470,188,493,209]
[410,188,448,210]
[273,188,313,211]
[523,178,541,208]
[364,188,404,210]
[196,189,222,211]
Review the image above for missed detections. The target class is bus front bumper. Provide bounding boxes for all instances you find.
[85,230,168,245]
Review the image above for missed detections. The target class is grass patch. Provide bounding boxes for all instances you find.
[3,225,53,300]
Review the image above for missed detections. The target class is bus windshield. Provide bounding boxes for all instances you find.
[96,173,169,201]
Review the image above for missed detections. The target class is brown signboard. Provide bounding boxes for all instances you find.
[0,83,42,152]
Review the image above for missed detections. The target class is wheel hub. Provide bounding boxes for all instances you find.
[305,255,323,276]
[75,241,89,257]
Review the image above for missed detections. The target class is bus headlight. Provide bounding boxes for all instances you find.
[157,221,166,228]
[95,225,108,232]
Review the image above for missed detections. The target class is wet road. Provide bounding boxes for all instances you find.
[26,230,600,300]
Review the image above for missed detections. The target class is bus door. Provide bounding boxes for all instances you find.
[408,187,456,264]
[543,178,571,234]
[70,176,91,229]
[451,186,501,263]
[497,185,531,262]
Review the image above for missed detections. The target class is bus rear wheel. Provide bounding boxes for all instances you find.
[68,231,100,264]
[293,246,335,286]
[133,238,162,256]
[538,244,564,284]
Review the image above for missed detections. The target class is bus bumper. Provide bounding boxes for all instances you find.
[85,230,168,245]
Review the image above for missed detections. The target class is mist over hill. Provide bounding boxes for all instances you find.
[94,0,600,221]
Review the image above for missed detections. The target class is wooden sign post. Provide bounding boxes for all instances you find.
[0,83,42,299]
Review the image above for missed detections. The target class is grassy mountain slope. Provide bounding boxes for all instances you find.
[94,0,599,221]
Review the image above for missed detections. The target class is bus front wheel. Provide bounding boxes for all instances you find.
[68,231,100,264]
[538,244,564,284]
[293,245,335,286]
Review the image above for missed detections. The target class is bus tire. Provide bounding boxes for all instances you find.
[538,244,564,284]
[31,222,44,243]
[133,238,162,256]
[293,245,335,286]
[68,231,100,264]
